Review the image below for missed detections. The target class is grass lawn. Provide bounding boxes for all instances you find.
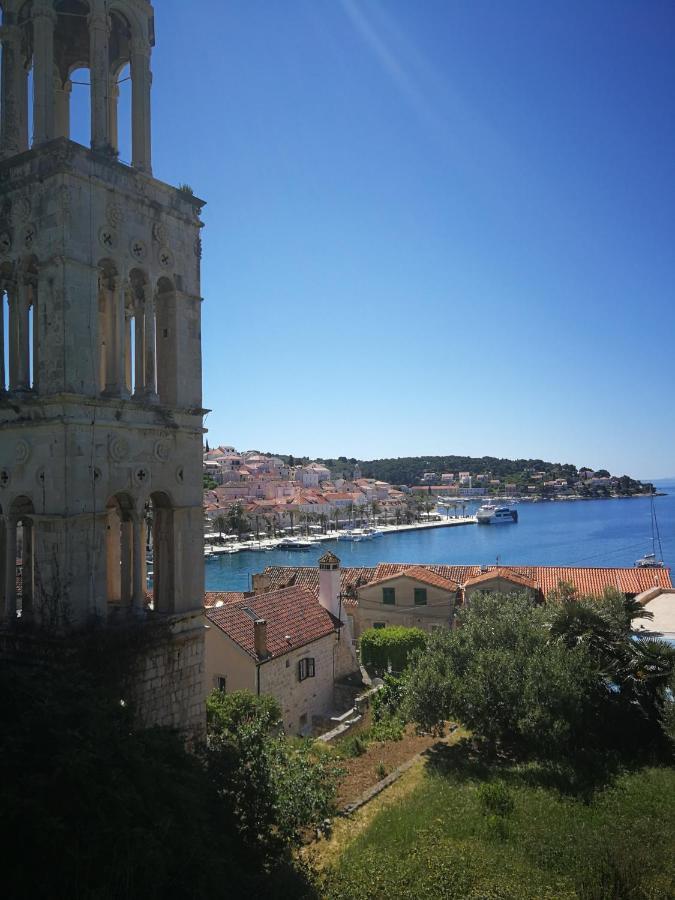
[317,740,675,899]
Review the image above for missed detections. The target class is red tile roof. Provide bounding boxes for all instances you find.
[205,585,340,660]
[260,563,671,604]
[204,591,250,607]
[367,565,460,591]
[464,568,537,589]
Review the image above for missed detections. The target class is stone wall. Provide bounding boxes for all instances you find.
[129,613,206,738]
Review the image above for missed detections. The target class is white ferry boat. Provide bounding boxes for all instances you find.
[476,504,518,525]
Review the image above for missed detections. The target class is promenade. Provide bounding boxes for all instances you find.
[204,516,477,557]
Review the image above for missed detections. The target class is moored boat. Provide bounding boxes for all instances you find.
[476,504,518,524]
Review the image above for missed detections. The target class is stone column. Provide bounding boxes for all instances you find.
[30,280,38,392]
[88,9,111,151]
[108,79,120,156]
[0,24,28,157]
[54,78,72,139]
[144,288,158,400]
[4,517,17,621]
[124,311,132,392]
[21,523,33,620]
[120,519,132,606]
[32,1,58,145]
[114,278,126,391]
[134,294,145,396]
[132,517,145,612]
[103,279,116,393]
[130,39,152,173]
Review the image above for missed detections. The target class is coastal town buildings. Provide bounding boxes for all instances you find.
[202,445,651,535]
[0,0,205,735]
[203,445,410,533]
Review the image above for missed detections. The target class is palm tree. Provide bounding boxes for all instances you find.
[214,515,227,538]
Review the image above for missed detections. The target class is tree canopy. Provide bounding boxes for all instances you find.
[404,591,675,762]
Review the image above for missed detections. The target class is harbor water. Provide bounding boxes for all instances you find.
[205,482,675,592]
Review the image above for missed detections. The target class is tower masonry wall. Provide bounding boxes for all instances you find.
[129,613,206,738]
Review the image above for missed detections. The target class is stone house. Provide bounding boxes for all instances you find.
[355,566,460,638]
[204,553,359,735]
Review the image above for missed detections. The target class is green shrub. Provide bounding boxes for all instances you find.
[360,626,427,674]
[372,672,408,722]
[369,714,405,743]
[376,761,387,779]
[207,689,281,735]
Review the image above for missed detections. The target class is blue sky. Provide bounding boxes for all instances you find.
[86,1,675,476]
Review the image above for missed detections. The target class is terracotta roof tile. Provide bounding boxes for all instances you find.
[366,565,460,591]
[464,568,538,589]
[205,585,340,660]
[204,591,249,607]
[258,563,671,604]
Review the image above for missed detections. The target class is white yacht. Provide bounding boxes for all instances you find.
[476,504,518,524]
[635,552,665,569]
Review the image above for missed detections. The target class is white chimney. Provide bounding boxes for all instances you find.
[318,551,341,619]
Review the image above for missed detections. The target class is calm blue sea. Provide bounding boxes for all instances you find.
[205,482,675,592]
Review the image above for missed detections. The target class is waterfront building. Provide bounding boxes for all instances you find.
[0,0,205,734]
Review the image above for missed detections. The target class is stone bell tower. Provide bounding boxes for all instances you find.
[0,0,206,733]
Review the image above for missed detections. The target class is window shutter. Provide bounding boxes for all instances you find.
[308,658,315,678]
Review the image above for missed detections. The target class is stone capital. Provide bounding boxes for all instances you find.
[87,11,111,33]
[130,38,152,59]
[32,3,58,26]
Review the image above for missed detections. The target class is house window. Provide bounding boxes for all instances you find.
[414,588,427,606]
[382,587,395,605]
[216,675,227,691]
[298,657,315,681]
[373,622,386,629]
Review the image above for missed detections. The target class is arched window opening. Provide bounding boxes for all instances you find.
[105,493,145,614]
[128,269,149,398]
[125,304,136,395]
[54,1,90,144]
[115,62,132,162]
[67,66,91,147]
[108,11,132,160]
[148,492,175,614]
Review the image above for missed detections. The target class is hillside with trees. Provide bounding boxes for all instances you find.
[267,451,651,494]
